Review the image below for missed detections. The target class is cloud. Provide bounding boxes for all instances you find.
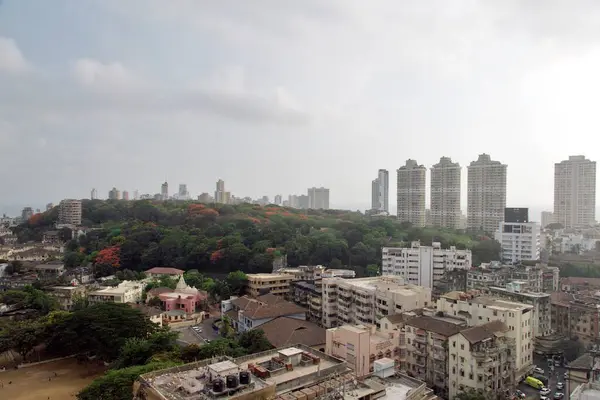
[0,37,30,73]
[72,58,143,91]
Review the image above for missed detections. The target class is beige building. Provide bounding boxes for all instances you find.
[397,159,427,227]
[325,324,399,377]
[554,155,597,229]
[467,154,507,233]
[430,157,461,229]
[404,315,465,398]
[437,291,534,380]
[245,273,293,298]
[88,280,145,304]
[58,199,82,226]
[448,321,516,400]
[382,241,472,289]
[48,285,87,311]
[321,276,431,328]
[551,292,600,346]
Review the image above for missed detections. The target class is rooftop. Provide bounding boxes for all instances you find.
[471,296,533,311]
[146,267,185,275]
[257,316,325,348]
[231,294,306,320]
[405,316,463,337]
[489,286,550,299]
[459,320,509,344]
[89,280,144,296]
[247,273,292,279]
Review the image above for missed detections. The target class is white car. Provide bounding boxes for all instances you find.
[534,367,545,374]
[556,382,565,390]
[540,387,551,396]
[540,396,549,400]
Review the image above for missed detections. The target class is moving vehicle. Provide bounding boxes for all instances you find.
[553,393,564,399]
[534,375,549,386]
[556,382,564,390]
[534,367,545,374]
[525,376,544,390]
[540,387,551,396]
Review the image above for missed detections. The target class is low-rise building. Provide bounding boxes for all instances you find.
[321,276,431,329]
[48,285,87,311]
[467,262,559,293]
[154,276,207,314]
[437,291,534,380]
[34,262,65,278]
[566,353,600,397]
[258,317,326,351]
[129,303,164,327]
[246,273,293,298]
[88,280,145,304]
[145,267,184,278]
[227,293,306,333]
[551,292,600,346]
[448,321,516,399]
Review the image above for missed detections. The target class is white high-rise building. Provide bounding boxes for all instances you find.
[397,159,426,226]
[494,208,540,264]
[467,154,507,233]
[430,157,461,229]
[381,241,472,289]
[161,182,169,200]
[214,179,230,204]
[554,155,596,229]
[177,184,190,200]
[274,195,282,205]
[90,188,97,200]
[371,169,389,213]
[108,187,120,200]
[308,187,329,210]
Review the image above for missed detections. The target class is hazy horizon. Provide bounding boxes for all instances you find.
[1,1,600,218]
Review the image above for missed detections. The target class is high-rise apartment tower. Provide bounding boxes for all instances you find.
[467,154,507,233]
[554,155,596,229]
[308,187,330,210]
[397,159,426,227]
[371,169,389,213]
[430,157,461,229]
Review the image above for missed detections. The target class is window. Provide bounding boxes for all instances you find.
[453,341,456,348]
[460,344,464,350]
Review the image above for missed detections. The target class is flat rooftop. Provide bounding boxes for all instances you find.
[472,296,533,311]
[489,286,550,299]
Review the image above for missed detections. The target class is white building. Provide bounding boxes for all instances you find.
[430,157,461,229]
[308,187,330,210]
[495,221,541,264]
[397,159,426,227]
[88,280,145,304]
[554,155,596,229]
[467,154,507,233]
[381,241,472,289]
[371,169,389,213]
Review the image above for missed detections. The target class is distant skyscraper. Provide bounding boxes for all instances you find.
[161,182,169,200]
[308,187,330,210]
[21,207,33,221]
[467,154,507,233]
[133,190,139,200]
[430,157,461,229]
[177,184,190,200]
[397,159,426,227]
[554,155,597,229]
[261,196,269,205]
[108,187,120,200]
[274,195,282,205]
[58,199,82,226]
[215,179,230,204]
[122,191,130,201]
[371,169,389,213]
[91,188,97,200]
[198,193,212,203]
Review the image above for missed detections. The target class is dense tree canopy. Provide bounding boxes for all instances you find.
[14,200,500,276]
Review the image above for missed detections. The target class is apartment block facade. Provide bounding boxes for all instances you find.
[397,159,426,227]
[554,155,597,229]
[467,154,507,233]
[551,292,600,346]
[308,187,330,210]
[246,273,294,298]
[495,220,541,264]
[430,157,461,229]
[382,241,472,289]
[320,276,431,328]
[58,199,82,226]
[371,169,390,213]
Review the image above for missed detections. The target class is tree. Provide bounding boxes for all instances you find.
[454,390,488,400]
[112,328,179,369]
[225,271,247,296]
[366,264,380,277]
[238,329,272,353]
[219,316,235,338]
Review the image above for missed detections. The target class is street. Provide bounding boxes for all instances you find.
[517,356,567,400]
[174,317,220,347]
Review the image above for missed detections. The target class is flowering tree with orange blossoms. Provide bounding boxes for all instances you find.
[210,250,224,263]
[199,208,219,217]
[28,213,43,226]
[95,245,121,268]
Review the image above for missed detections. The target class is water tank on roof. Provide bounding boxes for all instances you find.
[239,371,250,385]
[212,379,224,393]
[226,374,239,388]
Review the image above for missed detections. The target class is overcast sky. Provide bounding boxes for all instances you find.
[1,1,599,216]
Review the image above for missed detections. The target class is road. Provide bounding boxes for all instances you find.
[518,356,567,400]
[174,318,220,347]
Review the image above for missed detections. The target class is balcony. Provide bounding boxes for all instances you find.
[414,335,427,344]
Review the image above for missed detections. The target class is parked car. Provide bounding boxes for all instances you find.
[540,396,549,400]
[534,367,545,374]
[553,393,564,399]
[556,382,564,390]
[515,390,526,399]
[564,372,568,379]
[540,388,551,396]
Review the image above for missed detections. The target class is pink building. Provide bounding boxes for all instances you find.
[153,276,207,314]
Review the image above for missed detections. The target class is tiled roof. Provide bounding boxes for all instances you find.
[460,320,508,344]
[145,267,185,275]
[256,317,325,348]
[147,287,174,297]
[129,303,163,317]
[231,294,306,320]
[405,316,463,337]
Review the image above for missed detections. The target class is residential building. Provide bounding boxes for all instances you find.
[145,267,184,278]
[257,317,326,350]
[307,187,330,210]
[467,154,507,233]
[58,199,82,226]
[153,276,207,314]
[436,291,534,380]
[488,284,552,337]
[108,187,120,200]
[197,192,212,203]
[326,324,400,377]
[321,276,431,328]
[382,241,472,289]
[448,321,516,399]
[372,169,390,213]
[274,194,282,205]
[123,190,131,200]
[177,184,189,200]
[34,262,65,277]
[21,207,33,221]
[215,179,230,204]
[466,263,509,290]
[397,159,426,227]
[48,285,87,311]
[510,263,559,293]
[160,181,169,200]
[566,354,599,397]
[570,381,600,400]
[129,303,164,327]
[494,208,541,264]
[42,230,62,245]
[45,203,54,211]
[246,273,294,298]
[226,293,306,333]
[541,211,555,229]
[430,157,461,229]
[550,292,600,346]
[88,280,145,304]
[554,155,597,229]
[404,315,465,397]
[90,188,97,200]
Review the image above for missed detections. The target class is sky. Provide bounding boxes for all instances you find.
[1,1,600,218]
